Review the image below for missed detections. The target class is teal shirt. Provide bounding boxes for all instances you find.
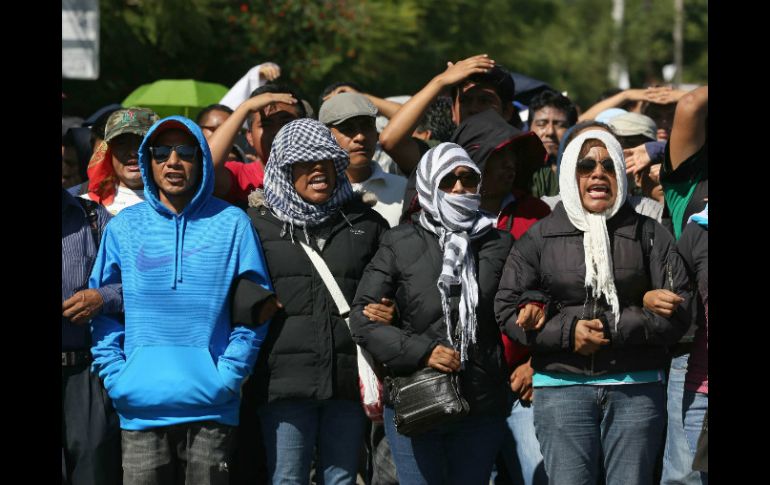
[534,370,664,387]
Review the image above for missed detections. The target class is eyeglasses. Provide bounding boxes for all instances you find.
[576,157,615,176]
[150,145,199,163]
[438,171,481,189]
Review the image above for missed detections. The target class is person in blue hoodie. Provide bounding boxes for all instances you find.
[89,116,277,485]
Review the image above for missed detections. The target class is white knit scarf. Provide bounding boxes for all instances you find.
[558,130,627,328]
[416,143,495,363]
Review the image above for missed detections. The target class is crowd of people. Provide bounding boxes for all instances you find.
[62,55,708,485]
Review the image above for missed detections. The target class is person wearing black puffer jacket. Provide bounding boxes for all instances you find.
[351,143,511,485]
[241,118,390,485]
[494,130,692,485]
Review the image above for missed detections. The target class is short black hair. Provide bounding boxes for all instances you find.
[319,81,364,108]
[246,83,307,130]
[196,104,233,124]
[527,90,578,127]
[415,96,456,142]
[451,65,515,107]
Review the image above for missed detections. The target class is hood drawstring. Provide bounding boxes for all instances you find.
[172,216,180,289]
[170,215,188,289]
[178,216,188,284]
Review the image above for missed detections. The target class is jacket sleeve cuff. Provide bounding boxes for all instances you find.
[95,284,123,315]
[403,335,439,371]
[566,315,578,352]
[232,278,275,327]
[601,311,620,345]
[98,358,126,396]
[217,360,246,395]
[518,291,550,318]
[644,141,666,164]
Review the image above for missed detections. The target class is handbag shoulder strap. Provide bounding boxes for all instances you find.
[299,241,350,322]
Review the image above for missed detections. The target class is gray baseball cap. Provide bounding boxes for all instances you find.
[608,112,657,141]
[319,92,377,126]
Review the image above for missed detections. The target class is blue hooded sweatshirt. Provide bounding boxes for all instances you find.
[89,116,273,430]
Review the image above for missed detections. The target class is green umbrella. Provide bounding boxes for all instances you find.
[122,79,229,120]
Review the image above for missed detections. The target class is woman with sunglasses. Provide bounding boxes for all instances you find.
[242,118,391,485]
[494,130,692,485]
[350,143,512,484]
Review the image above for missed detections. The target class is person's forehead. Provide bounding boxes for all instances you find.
[584,145,610,156]
[338,115,376,127]
[294,159,334,169]
[155,129,195,144]
[532,106,568,121]
[259,102,300,120]
[200,109,230,124]
[109,133,142,145]
[487,145,517,165]
[461,82,501,99]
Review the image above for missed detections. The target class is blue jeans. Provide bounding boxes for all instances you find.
[383,405,505,485]
[533,382,665,485]
[683,390,708,484]
[661,354,702,485]
[121,421,233,485]
[495,395,547,485]
[258,399,366,485]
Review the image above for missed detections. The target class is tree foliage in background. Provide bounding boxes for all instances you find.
[62,0,707,117]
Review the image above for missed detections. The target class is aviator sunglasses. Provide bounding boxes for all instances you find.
[576,157,615,176]
[150,144,199,163]
[438,171,481,190]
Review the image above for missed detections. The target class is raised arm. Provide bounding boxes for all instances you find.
[668,85,708,171]
[578,86,687,122]
[350,234,438,374]
[207,92,297,198]
[379,54,496,175]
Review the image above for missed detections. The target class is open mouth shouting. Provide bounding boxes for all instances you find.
[308,173,329,191]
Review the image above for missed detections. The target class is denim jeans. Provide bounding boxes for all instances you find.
[661,354,701,485]
[121,421,233,485]
[682,390,708,484]
[533,382,665,485]
[258,399,366,485]
[383,405,505,485]
[495,395,547,485]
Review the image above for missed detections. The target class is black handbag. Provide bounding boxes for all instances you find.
[387,288,469,437]
[388,366,469,437]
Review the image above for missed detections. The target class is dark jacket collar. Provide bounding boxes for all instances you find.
[543,200,641,239]
[256,195,372,239]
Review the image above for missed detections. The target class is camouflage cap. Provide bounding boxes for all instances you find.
[104,107,159,143]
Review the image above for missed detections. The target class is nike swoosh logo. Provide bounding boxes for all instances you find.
[136,245,210,271]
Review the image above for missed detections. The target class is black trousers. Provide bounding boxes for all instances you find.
[62,362,122,485]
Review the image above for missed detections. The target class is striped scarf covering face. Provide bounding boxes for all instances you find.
[416,142,495,364]
[263,118,354,236]
[559,130,627,327]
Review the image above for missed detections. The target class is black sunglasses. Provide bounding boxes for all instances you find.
[576,157,615,176]
[439,171,481,189]
[150,145,199,163]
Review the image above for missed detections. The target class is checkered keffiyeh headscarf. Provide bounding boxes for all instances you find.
[263,118,354,240]
[416,142,495,364]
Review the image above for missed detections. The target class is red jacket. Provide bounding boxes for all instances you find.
[496,189,551,368]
